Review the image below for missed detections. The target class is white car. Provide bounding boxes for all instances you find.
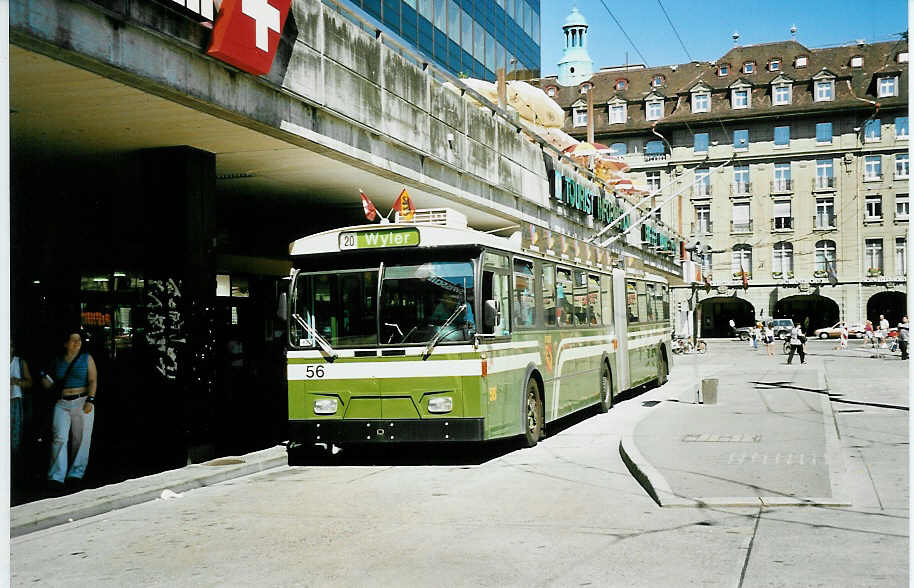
[813,322,864,339]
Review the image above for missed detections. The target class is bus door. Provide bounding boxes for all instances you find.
[612,268,630,391]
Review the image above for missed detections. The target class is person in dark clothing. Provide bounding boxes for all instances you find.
[898,316,909,360]
[787,324,806,365]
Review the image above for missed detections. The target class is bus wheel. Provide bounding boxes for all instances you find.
[658,353,669,386]
[598,363,613,413]
[523,378,543,447]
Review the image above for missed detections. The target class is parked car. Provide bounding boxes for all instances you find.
[768,318,795,340]
[813,322,865,339]
[735,325,755,341]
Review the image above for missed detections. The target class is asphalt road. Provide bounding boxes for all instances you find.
[11,340,909,587]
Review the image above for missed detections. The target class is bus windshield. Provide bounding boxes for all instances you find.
[291,260,476,348]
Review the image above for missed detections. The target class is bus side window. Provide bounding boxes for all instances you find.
[573,270,588,326]
[556,267,574,327]
[588,274,601,325]
[645,283,656,322]
[600,274,613,329]
[661,285,670,320]
[637,281,649,322]
[542,264,556,327]
[513,259,535,329]
[626,280,639,324]
[482,269,511,336]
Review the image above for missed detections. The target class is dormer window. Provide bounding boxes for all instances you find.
[718,64,730,76]
[692,91,710,113]
[768,59,781,71]
[878,76,898,98]
[646,99,664,121]
[609,101,627,124]
[794,56,808,68]
[815,79,834,102]
[743,62,755,74]
[898,52,909,63]
[579,82,593,94]
[546,86,557,97]
[850,55,863,68]
[772,83,792,105]
[652,75,665,88]
[573,106,587,127]
[615,79,628,90]
[730,83,751,109]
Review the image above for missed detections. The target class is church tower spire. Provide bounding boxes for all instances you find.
[557,5,593,86]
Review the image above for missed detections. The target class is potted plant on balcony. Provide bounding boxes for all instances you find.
[786,271,794,279]
[814,270,828,278]
[867,267,883,277]
[772,271,783,278]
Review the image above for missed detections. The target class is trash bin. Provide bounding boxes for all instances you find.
[701,378,718,404]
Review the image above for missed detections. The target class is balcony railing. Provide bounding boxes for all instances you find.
[772,217,793,230]
[730,181,751,196]
[730,220,753,233]
[863,173,883,181]
[813,214,837,229]
[813,176,836,191]
[770,179,793,193]
[692,184,711,197]
[691,221,713,234]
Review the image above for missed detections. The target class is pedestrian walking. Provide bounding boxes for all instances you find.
[787,324,806,365]
[878,314,890,349]
[752,322,760,350]
[10,339,33,462]
[898,316,909,360]
[863,320,875,348]
[765,323,775,356]
[40,329,98,494]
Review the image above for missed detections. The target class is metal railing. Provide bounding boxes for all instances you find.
[813,177,836,190]
[692,184,711,197]
[691,221,713,234]
[770,179,792,193]
[813,214,838,229]
[730,181,751,196]
[771,217,793,230]
[730,220,753,233]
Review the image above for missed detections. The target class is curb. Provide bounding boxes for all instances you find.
[11,445,288,537]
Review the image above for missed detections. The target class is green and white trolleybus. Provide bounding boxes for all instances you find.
[286,209,672,451]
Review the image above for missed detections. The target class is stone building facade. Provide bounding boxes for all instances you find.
[540,38,909,336]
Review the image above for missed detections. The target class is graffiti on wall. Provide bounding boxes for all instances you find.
[146,278,186,380]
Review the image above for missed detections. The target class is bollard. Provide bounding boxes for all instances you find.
[701,378,718,404]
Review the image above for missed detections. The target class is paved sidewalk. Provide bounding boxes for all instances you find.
[10,445,288,537]
[621,350,849,508]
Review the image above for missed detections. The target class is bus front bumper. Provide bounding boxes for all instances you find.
[288,418,485,443]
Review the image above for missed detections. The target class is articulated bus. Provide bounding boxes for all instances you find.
[286,209,672,454]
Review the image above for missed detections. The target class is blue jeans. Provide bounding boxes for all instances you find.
[48,397,94,483]
[10,397,22,456]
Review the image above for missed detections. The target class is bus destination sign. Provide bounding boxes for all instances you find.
[339,228,420,250]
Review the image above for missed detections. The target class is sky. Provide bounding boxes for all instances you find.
[539,0,909,76]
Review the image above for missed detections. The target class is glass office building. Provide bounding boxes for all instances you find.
[329,0,541,81]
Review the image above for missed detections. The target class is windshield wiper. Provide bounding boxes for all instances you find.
[423,303,467,360]
[292,313,338,360]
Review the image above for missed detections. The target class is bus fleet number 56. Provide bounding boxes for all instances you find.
[304,365,325,378]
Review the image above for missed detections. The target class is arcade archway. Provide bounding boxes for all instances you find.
[698,296,755,337]
[773,294,839,332]
[867,291,907,326]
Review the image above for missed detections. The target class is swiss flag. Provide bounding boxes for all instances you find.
[207,0,292,76]
[360,190,377,222]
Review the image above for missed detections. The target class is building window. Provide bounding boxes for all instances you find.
[652,75,664,87]
[815,80,834,101]
[794,56,808,68]
[815,198,835,228]
[694,204,711,234]
[773,84,791,105]
[573,108,587,127]
[743,62,755,74]
[645,140,666,159]
[731,245,752,277]
[731,88,749,109]
[850,55,863,67]
[694,132,709,153]
[610,142,627,155]
[865,194,883,219]
[731,202,751,232]
[816,159,834,189]
[646,100,663,121]
[615,79,628,90]
[898,52,909,63]
[816,122,833,144]
[546,86,557,97]
[896,238,907,275]
[694,168,710,196]
[865,239,884,274]
[878,77,898,98]
[733,165,750,194]
[768,59,781,71]
[733,129,749,150]
[646,170,661,194]
[896,117,909,139]
[864,119,881,142]
[609,103,626,124]
[896,154,909,178]
[579,83,593,94]
[774,125,790,146]
[773,201,792,230]
[815,240,837,272]
[718,64,729,76]
[773,163,791,191]
[692,92,710,113]
[772,242,794,274]
[864,155,882,180]
[896,194,909,219]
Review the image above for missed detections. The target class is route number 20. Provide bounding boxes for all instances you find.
[304,365,326,378]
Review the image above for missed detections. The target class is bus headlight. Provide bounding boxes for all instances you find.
[313,398,338,415]
[428,396,453,414]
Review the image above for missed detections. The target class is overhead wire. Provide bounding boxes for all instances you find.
[655,0,693,62]
[596,0,649,67]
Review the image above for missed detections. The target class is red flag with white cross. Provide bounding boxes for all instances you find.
[360,190,378,222]
[207,0,292,76]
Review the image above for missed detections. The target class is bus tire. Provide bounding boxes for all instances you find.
[657,351,669,386]
[522,377,543,447]
[598,363,613,413]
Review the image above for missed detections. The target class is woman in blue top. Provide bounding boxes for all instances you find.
[41,329,98,490]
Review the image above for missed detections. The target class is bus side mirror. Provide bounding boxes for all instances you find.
[483,300,500,333]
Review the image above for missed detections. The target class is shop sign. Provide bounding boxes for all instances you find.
[206,0,292,75]
[339,228,420,250]
[551,169,627,229]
